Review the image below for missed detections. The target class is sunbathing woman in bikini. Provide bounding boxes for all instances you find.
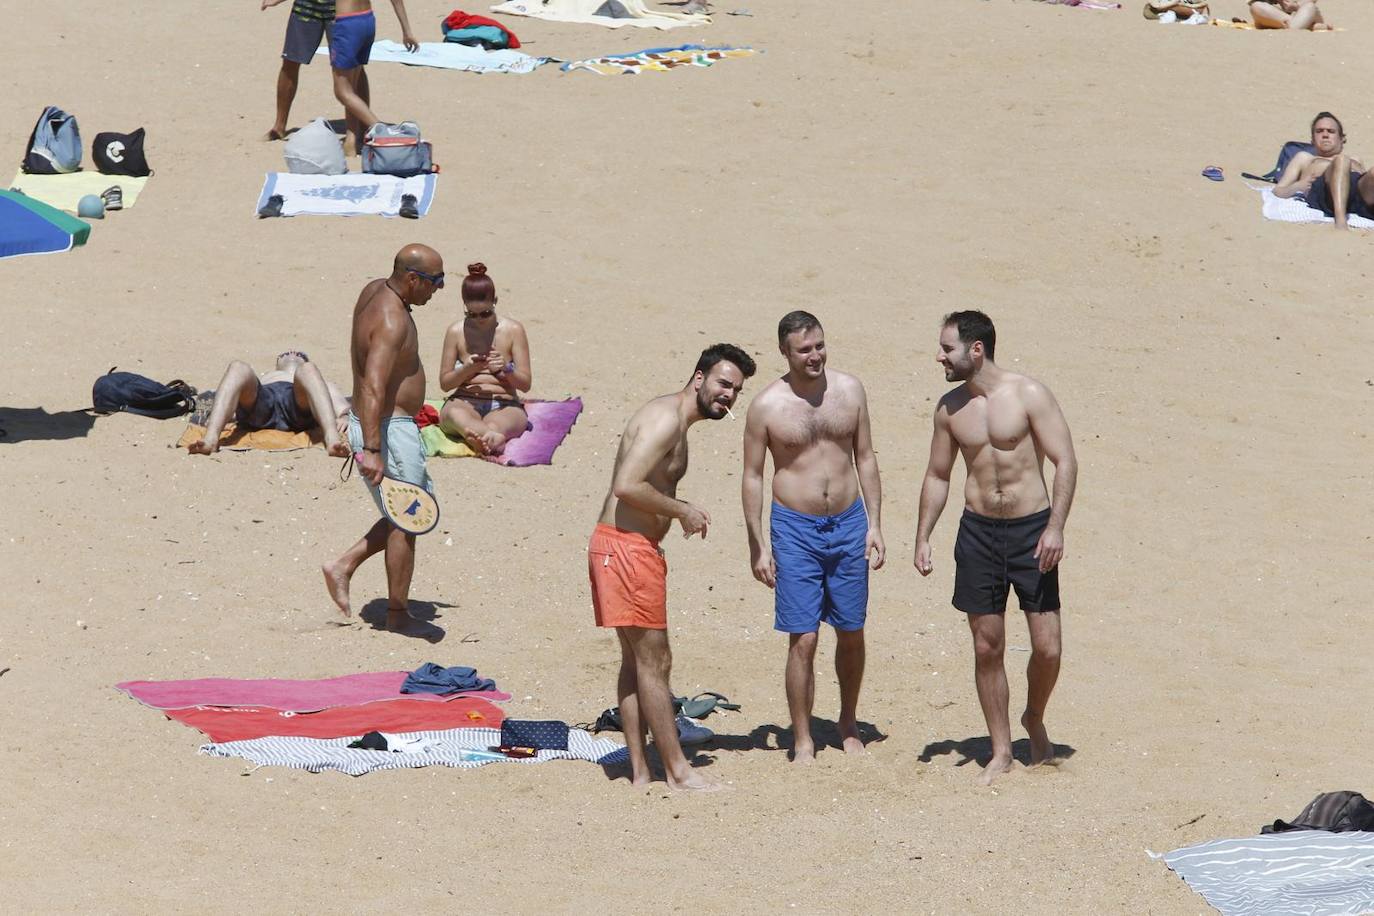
[437,263,532,455]
[1249,0,1330,30]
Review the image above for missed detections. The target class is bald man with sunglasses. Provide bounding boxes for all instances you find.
[187,350,351,456]
[323,243,444,630]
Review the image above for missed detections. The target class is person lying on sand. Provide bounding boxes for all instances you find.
[1249,0,1330,30]
[1274,111,1374,231]
[1143,1,1209,22]
[437,263,532,456]
[187,351,351,455]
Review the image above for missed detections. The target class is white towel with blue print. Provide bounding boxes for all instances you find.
[254,172,437,218]
[316,40,549,74]
[1151,831,1374,916]
[201,726,628,776]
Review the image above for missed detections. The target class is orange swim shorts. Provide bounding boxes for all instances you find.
[588,524,668,630]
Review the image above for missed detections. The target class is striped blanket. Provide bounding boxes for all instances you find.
[562,44,756,76]
[202,726,628,775]
[1154,831,1374,915]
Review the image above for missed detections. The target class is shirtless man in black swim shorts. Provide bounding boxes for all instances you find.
[187,351,351,456]
[913,311,1078,785]
[1274,112,1374,231]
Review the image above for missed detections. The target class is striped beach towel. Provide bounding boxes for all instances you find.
[201,726,628,776]
[1152,831,1374,915]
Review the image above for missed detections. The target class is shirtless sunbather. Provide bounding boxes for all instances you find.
[1249,0,1330,30]
[437,263,531,456]
[187,351,351,456]
[1274,112,1374,231]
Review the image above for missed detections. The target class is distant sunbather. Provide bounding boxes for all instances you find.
[1249,0,1330,30]
[1274,111,1374,230]
[187,351,351,455]
[437,263,532,455]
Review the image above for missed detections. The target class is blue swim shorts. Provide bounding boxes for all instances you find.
[328,9,375,70]
[236,380,311,433]
[348,414,433,517]
[771,499,870,633]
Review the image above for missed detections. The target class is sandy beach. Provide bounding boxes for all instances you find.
[3,0,1374,911]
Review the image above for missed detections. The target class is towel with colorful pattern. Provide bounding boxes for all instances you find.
[562,44,756,75]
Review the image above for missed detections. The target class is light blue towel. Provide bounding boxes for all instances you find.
[318,40,547,74]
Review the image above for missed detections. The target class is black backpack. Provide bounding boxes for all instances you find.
[92,368,196,419]
[1262,791,1374,834]
[93,128,151,177]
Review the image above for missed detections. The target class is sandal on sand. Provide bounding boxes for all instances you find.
[1201,166,1224,182]
[100,186,123,211]
[257,193,285,218]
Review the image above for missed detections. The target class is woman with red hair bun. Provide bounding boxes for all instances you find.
[436,263,533,455]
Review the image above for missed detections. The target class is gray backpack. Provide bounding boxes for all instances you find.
[23,105,82,174]
[361,122,435,178]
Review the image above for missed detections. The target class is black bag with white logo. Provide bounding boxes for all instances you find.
[92,128,151,177]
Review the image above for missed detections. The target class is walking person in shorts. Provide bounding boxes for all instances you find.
[913,311,1078,785]
[742,311,885,763]
[322,244,443,632]
[589,344,756,791]
[329,0,418,153]
[261,0,336,142]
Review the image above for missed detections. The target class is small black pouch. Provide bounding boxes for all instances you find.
[500,719,569,751]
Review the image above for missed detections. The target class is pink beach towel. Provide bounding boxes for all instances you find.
[116,671,511,712]
[496,398,583,466]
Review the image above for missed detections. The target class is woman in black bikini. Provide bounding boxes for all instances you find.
[437,263,533,455]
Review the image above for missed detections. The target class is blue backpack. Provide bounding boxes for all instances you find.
[22,106,83,175]
[92,368,197,419]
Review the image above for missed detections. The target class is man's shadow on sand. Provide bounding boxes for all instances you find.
[354,598,452,643]
[600,718,889,781]
[919,735,1076,768]
[0,407,97,444]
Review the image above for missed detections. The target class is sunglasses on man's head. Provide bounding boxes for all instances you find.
[407,267,445,288]
[466,307,495,320]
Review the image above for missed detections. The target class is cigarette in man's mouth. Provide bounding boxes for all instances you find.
[725,405,737,421]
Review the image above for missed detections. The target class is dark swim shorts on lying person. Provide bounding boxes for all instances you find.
[1306,171,1374,221]
[952,507,1060,615]
[235,381,312,433]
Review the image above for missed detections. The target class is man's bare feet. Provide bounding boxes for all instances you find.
[264,128,287,141]
[838,719,866,755]
[187,436,220,455]
[1021,710,1055,767]
[325,439,351,459]
[666,769,722,792]
[321,561,352,617]
[978,754,1014,786]
[792,739,816,764]
[386,606,412,631]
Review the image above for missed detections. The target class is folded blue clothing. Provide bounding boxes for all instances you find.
[401,662,496,695]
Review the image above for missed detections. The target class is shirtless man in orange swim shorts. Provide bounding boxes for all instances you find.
[589,343,756,791]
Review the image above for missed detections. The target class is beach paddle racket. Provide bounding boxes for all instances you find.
[377,475,440,535]
[340,454,440,535]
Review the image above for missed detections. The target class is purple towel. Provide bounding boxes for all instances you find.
[488,397,583,467]
[116,671,512,712]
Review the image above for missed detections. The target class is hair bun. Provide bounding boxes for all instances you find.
[466,262,487,276]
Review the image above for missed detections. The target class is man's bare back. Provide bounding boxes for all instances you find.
[751,369,864,515]
[351,278,426,418]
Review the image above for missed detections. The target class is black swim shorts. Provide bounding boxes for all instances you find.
[952,507,1061,615]
[235,380,311,433]
[1308,171,1374,221]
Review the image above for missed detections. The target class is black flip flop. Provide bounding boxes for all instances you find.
[257,193,284,219]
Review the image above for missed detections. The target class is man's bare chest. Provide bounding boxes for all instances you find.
[769,399,855,450]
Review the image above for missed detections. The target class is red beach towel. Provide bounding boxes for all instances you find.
[164,697,505,742]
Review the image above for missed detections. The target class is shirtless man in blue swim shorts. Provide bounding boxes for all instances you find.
[914,311,1078,785]
[187,351,351,456]
[322,244,443,631]
[743,311,885,764]
[330,0,417,152]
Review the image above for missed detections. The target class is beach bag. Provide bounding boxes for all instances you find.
[500,720,570,751]
[92,368,197,419]
[93,128,151,177]
[22,105,82,174]
[1262,792,1374,834]
[361,122,435,178]
[284,117,346,176]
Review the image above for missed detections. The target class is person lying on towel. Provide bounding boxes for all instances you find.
[1249,0,1330,30]
[187,351,352,455]
[436,262,532,456]
[1274,111,1374,231]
